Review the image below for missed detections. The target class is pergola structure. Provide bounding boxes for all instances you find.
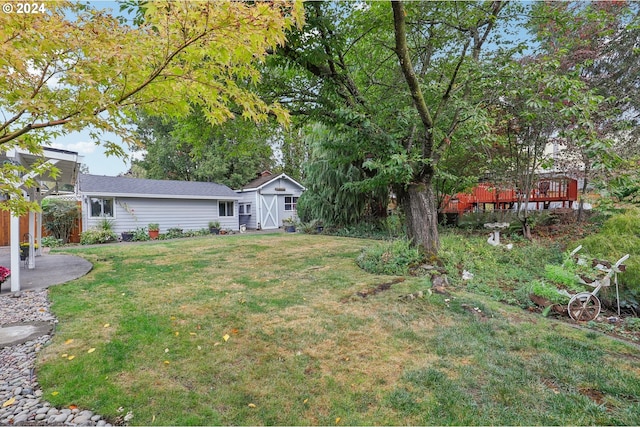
[4,146,81,292]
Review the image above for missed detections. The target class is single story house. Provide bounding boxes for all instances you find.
[236,171,305,230]
[78,174,240,233]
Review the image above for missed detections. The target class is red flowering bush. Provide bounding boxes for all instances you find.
[0,266,10,283]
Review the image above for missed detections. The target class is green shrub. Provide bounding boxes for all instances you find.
[529,280,569,305]
[165,228,184,239]
[183,228,209,237]
[131,227,150,242]
[80,229,117,245]
[41,199,79,244]
[356,239,425,275]
[41,236,63,248]
[544,264,581,290]
[299,219,324,234]
[576,208,640,292]
[97,217,115,231]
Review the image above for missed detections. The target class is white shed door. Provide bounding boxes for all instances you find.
[260,195,278,229]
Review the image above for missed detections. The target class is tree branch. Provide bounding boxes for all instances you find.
[391,0,434,152]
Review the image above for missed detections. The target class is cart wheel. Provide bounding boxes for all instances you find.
[568,292,601,322]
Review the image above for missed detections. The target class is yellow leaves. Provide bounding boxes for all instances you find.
[163,360,170,365]
[335,417,342,424]
[62,338,96,358]
[2,397,16,408]
[51,391,59,397]
[103,323,110,328]
[247,403,256,408]
[223,334,230,342]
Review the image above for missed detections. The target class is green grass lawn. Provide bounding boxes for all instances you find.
[38,233,640,425]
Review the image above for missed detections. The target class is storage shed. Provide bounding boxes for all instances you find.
[235,171,305,230]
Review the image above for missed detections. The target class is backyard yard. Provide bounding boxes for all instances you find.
[38,232,640,425]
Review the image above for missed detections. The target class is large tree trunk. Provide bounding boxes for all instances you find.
[399,181,440,255]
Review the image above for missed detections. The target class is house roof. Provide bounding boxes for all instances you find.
[239,172,305,192]
[78,174,238,200]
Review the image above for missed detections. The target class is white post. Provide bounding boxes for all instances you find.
[28,210,35,269]
[10,212,20,292]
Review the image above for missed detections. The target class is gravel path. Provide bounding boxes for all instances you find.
[0,291,113,426]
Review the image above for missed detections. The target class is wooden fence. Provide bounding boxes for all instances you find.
[0,205,83,246]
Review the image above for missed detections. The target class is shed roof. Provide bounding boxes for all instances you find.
[78,174,238,200]
[240,172,305,191]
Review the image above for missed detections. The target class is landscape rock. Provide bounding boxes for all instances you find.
[0,290,112,426]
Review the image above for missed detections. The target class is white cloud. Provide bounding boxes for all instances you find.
[50,141,97,155]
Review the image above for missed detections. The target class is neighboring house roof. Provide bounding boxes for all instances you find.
[239,172,305,192]
[78,174,238,200]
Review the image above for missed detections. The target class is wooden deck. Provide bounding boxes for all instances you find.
[442,178,578,214]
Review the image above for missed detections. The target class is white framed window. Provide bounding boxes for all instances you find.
[284,196,298,211]
[239,203,252,215]
[219,201,234,217]
[89,197,114,218]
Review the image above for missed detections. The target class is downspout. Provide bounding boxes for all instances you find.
[257,190,262,230]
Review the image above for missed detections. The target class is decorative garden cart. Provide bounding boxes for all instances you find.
[567,245,630,322]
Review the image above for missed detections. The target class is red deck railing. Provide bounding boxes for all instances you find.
[441,178,578,214]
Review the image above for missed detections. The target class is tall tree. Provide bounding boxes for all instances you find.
[528,1,640,200]
[272,1,509,254]
[0,0,302,214]
[485,59,607,237]
[297,123,389,226]
[132,111,275,188]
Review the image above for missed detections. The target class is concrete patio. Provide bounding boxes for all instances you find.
[0,247,93,294]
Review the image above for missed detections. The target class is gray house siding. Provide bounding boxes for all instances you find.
[237,192,258,230]
[82,197,237,233]
[78,174,240,234]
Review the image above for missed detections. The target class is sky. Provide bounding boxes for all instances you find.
[50,129,139,176]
